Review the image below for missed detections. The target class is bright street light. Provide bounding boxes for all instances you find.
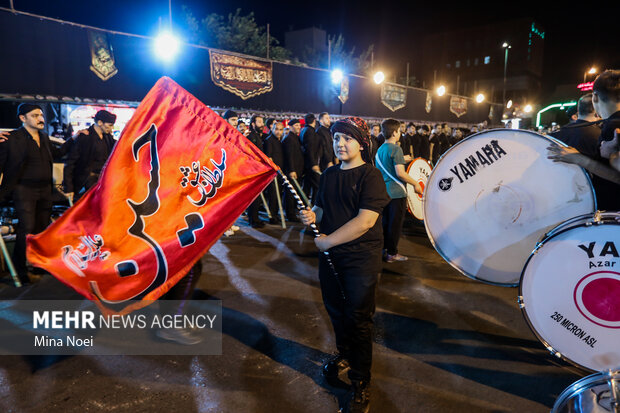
[584,67,597,82]
[373,71,385,84]
[506,100,513,109]
[524,104,533,113]
[436,85,446,96]
[476,93,485,103]
[331,69,344,84]
[154,31,180,62]
[588,67,597,74]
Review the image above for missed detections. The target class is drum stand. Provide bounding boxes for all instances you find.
[610,371,620,413]
[0,230,21,288]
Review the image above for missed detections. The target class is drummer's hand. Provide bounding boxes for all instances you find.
[414,182,423,195]
[314,234,331,252]
[299,207,315,225]
[600,129,619,159]
[547,144,583,166]
[0,131,9,142]
[289,172,297,180]
[404,155,412,162]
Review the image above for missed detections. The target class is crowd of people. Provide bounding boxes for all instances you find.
[0,69,618,413]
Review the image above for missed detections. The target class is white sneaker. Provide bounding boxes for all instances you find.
[231,225,240,232]
[224,229,234,236]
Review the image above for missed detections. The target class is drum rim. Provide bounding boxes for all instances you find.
[422,128,597,287]
[405,157,433,221]
[551,369,620,412]
[519,214,620,373]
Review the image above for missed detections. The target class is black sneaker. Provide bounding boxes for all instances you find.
[322,354,350,382]
[344,380,370,413]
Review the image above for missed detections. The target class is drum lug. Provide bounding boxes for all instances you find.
[547,346,561,358]
[517,296,525,308]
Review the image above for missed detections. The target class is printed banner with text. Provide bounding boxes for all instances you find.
[27,77,278,314]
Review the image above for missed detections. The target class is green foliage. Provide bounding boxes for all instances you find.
[183,7,290,61]
[182,5,373,74]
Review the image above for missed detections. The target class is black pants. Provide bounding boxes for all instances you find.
[265,176,283,220]
[319,251,380,382]
[246,197,262,226]
[303,170,320,204]
[382,197,406,255]
[160,260,203,317]
[12,184,53,278]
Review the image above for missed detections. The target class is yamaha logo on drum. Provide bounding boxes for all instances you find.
[438,177,453,191]
[447,140,508,184]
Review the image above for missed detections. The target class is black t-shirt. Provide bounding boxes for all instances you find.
[21,133,52,185]
[315,163,390,254]
[91,135,112,174]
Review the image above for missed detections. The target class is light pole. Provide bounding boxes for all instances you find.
[502,42,511,105]
[584,67,597,83]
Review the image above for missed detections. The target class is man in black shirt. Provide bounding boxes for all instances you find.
[300,113,322,203]
[548,70,620,204]
[246,114,267,228]
[550,94,601,158]
[300,117,389,413]
[414,125,431,160]
[317,112,335,170]
[63,110,116,202]
[401,122,415,159]
[263,121,285,223]
[282,119,304,221]
[0,104,72,284]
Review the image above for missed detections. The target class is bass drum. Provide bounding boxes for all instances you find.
[423,129,596,286]
[406,157,432,221]
[520,212,620,372]
[552,369,620,412]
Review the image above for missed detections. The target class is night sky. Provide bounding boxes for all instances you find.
[2,0,619,94]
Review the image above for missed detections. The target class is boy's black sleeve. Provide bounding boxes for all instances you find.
[359,168,390,213]
[314,171,326,209]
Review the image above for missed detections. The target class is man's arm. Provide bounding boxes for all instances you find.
[314,209,379,252]
[395,164,423,194]
[547,144,620,184]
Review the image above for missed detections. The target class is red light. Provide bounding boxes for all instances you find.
[577,82,594,91]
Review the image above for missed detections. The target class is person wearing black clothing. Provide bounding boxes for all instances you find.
[413,125,431,160]
[282,119,305,220]
[401,122,415,159]
[300,113,322,203]
[263,121,285,223]
[0,104,72,284]
[300,117,389,413]
[246,115,266,228]
[550,94,601,159]
[592,70,620,210]
[547,70,620,206]
[63,110,116,201]
[317,112,335,170]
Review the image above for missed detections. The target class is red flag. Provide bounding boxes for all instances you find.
[27,77,277,313]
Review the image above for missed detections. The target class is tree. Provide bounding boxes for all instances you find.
[298,33,374,76]
[183,7,291,61]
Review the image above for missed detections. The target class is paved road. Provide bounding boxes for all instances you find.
[0,218,584,412]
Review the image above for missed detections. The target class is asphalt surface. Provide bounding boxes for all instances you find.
[0,217,585,413]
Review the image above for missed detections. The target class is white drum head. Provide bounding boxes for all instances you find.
[423,129,596,286]
[406,158,432,220]
[520,216,620,372]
